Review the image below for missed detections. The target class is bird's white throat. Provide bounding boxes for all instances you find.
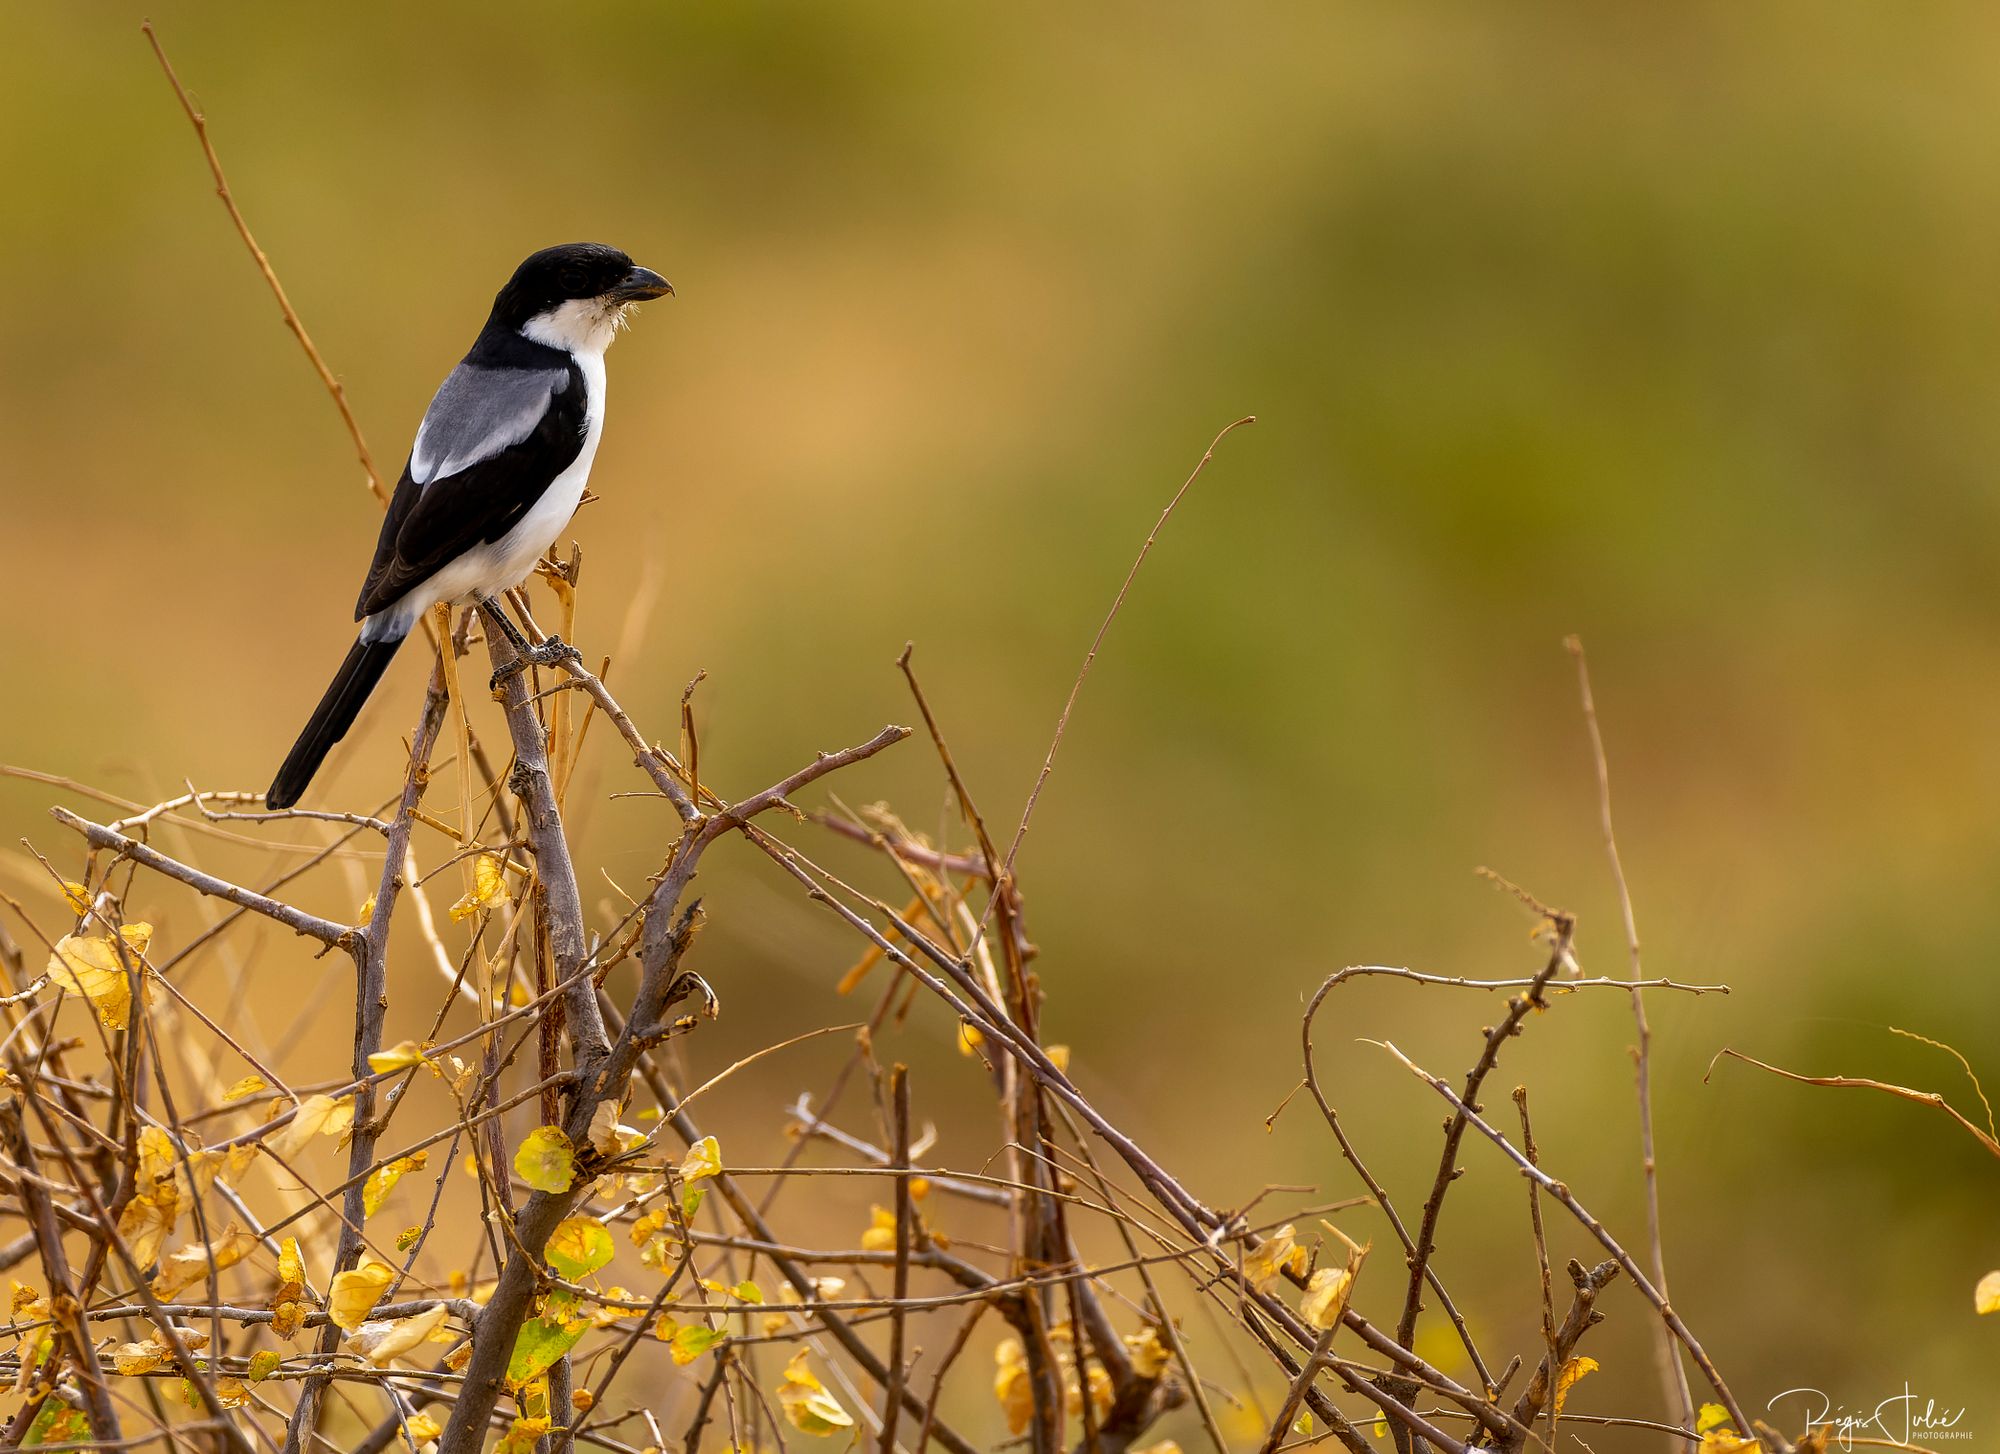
[520,297,631,356]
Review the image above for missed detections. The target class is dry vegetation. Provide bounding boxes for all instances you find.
[5,21,1994,1454]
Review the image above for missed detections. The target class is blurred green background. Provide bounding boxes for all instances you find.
[4,0,1998,1441]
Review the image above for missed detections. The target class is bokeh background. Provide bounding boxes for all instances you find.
[4,0,1998,1442]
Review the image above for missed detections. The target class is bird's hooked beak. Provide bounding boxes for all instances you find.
[610,265,674,302]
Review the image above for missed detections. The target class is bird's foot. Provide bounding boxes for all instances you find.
[489,635,583,690]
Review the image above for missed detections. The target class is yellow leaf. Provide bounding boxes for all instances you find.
[514,1126,576,1194]
[327,1258,395,1331]
[1300,1266,1353,1331]
[246,1349,281,1383]
[406,1413,443,1440]
[111,1338,174,1375]
[1047,1044,1072,1073]
[859,1204,898,1253]
[152,1224,259,1298]
[1133,1444,1185,1454]
[346,1303,450,1367]
[120,922,154,957]
[117,1185,182,1269]
[545,1217,615,1281]
[1553,1355,1598,1415]
[271,1235,308,1341]
[497,1415,551,1454]
[358,892,377,922]
[222,1075,268,1103]
[572,1388,595,1413]
[1977,1270,2000,1315]
[678,1135,722,1183]
[46,932,151,1030]
[1124,1325,1172,1379]
[363,1153,429,1218]
[956,1020,985,1056]
[1243,1225,1307,1291]
[994,1338,1034,1436]
[629,1207,670,1247]
[60,880,91,914]
[268,1094,351,1161]
[1696,1404,1760,1454]
[777,1349,854,1436]
[450,853,511,921]
[368,1040,428,1074]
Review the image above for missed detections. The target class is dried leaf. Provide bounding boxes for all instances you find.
[368,1040,428,1074]
[450,853,511,921]
[994,1337,1034,1435]
[1301,1266,1353,1331]
[117,1184,179,1268]
[363,1153,429,1218]
[46,932,151,1029]
[1243,1225,1307,1291]
[327,1257,395,1331]
[152,1224,259,1298]
[347,1303,450,1367]
[268,1094,351,1161]
[110,1338,174,1375]
[514,1126,576,1194]
[777,1349,853,1435]
[1553,1355,1598,1415]
[678,1135,722,1183]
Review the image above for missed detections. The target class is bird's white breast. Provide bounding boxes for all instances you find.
[366,342,608,639]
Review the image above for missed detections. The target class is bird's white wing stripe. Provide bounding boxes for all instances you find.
[409,363,567,485]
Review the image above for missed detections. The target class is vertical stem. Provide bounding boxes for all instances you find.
[879,1065,912,1454]
[284,668,448,1454]
[1566,636,1694,1438]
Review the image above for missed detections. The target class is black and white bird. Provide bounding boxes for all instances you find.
[266,242,672,810]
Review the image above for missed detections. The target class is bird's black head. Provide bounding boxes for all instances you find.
[488,243,673,338]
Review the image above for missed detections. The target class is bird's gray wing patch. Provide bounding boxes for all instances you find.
[409,363,568,485]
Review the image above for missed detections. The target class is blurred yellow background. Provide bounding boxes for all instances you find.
[4,0,1997,1440]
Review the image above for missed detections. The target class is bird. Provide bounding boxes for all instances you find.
[266,242,673,810]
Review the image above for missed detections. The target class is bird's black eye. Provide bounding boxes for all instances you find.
[558,267,589,295]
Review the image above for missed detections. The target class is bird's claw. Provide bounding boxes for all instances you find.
[489,635,583,691]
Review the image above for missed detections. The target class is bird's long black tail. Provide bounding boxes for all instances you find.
[267,636,403,809]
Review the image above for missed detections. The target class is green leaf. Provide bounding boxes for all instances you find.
[25,1402,90,1447]
[670,1323,726,1365]
[682,1185,706,1220]
[506,1313,587,1389]
[513,1126,575,1195]
[247,1349,282,1383]
[545,1216,615,1280]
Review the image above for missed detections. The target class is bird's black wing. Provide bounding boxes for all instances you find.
[354,358,587,620]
